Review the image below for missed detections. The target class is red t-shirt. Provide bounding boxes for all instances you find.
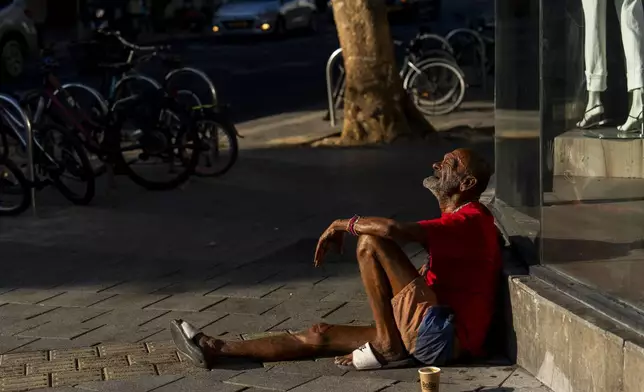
[417,201,501,357]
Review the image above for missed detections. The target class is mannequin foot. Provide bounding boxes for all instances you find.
[576,105,607,129]
[617,111,644,132]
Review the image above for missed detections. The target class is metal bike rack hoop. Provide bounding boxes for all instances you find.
[54,83,110,117]
[0,94,36,215]
[325,48,343,128]
[416,33,455,54]
[164,67,218,106]
[445,28,487,92]
[111,74,163,112]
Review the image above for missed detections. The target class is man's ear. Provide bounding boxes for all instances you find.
[460,176,477,192]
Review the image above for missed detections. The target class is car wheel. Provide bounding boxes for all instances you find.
[0,39,25,80]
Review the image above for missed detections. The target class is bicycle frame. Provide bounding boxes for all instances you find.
[32,74,105,150]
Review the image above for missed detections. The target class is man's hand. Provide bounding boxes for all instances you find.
[314,223,344,267]
[418,263,429,276]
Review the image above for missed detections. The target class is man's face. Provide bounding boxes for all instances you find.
[423,149,473,198]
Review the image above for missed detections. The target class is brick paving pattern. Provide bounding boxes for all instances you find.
[0,342,549,391]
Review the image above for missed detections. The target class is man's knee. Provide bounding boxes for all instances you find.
[356,234,393,259]
[294,323,332,347]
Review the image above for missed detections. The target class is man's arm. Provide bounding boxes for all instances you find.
[330,217,426,244]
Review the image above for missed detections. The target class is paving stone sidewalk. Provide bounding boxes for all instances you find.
[0,339,550,392]
[0,144,547,391]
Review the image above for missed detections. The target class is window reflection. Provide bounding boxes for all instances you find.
[495,0,644,313]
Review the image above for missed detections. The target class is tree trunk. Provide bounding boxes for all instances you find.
[331,0,435,144]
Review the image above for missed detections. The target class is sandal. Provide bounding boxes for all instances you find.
[170,319,209,368]
[576,105,608,129]
[334,342,416,371]
[617,110,644,133]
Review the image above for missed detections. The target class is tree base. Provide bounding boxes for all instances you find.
[339,94,436,145]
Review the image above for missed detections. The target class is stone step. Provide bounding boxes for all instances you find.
[508,275,644,392]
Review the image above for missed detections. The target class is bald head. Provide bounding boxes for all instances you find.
[423,148,493,201]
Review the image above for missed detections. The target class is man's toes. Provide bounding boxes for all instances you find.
[334,354,353,366]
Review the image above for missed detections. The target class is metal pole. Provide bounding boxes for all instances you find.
[0,94,36,215]
[326,48,343,128]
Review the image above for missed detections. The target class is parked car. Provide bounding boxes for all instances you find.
[211,0,317,36]
[0,0,38,80]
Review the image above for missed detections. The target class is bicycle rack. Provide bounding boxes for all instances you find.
[0,94,37,215]
[164,67,219,106]
[54,83,109,116]
[325,48,343,128]
[416,33,455,54]
[445,28,487,93]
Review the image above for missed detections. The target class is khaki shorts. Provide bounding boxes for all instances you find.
[391,276,437,355]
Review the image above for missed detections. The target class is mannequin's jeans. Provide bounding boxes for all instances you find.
[582,0,644,92]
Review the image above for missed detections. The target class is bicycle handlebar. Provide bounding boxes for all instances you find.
[97,29,171,52]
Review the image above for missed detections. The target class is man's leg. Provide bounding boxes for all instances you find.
[335,234,436,365]
[176,234,431,364]
[194,323,376,363]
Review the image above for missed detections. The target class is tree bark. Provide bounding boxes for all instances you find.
[331,0,435,144]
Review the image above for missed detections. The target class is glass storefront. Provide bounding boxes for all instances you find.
[495,0,644,316]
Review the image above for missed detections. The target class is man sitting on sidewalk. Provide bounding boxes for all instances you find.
[171,148,500,370]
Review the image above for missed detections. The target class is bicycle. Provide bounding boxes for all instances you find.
[68,29,239,178]
[329,29,467,117]
[21,55,201,191]
[1,87,96,206]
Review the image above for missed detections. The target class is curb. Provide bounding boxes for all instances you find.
[236,110,341,149]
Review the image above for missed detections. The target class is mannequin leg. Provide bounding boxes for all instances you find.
[617,88,644,131]
[615,0,644,131]
[578,0,608,128]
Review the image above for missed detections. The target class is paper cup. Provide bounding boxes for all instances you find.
[418,366,441,392]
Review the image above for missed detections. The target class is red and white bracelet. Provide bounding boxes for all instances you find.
[347,215,361,236]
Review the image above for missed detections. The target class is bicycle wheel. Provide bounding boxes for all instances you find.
[0,157,30,216]
[404,58,459,106]
[188,111,238,177]
[406,60,466,116]
[111,93,200,190]
[37,123,96,205]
